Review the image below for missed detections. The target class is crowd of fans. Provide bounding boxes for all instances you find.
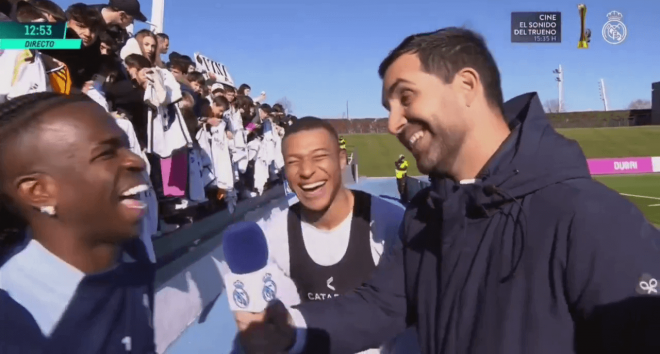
[0,0,297,257]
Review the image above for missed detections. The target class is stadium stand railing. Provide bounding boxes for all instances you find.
[153,186,286,288]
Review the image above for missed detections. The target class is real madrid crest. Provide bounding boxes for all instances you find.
[233,280,249,308]
[262,273,277,302]
[602,11,626,45]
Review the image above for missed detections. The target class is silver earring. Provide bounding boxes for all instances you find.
[40,206,56,216]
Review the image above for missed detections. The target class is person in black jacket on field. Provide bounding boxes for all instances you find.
[234,27,660,354]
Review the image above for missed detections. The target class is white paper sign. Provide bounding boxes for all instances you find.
[193,52,234,87]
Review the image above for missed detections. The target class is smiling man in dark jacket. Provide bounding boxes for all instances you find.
[235,27,660,354]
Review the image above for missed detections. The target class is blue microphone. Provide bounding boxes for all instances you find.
[222,221,280,312]
[223,221,269,274]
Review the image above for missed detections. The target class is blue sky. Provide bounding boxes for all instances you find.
[67,0,658,117]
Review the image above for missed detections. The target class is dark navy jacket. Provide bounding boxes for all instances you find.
[0,237,156,354]
[295,92,660,354]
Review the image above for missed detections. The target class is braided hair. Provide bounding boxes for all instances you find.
[0,92,92,257]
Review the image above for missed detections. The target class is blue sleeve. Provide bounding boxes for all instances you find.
[0,290,46,349]
[565,189,660,353]
[293,228,409,354]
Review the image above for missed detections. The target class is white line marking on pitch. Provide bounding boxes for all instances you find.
[619,193,660,206]
[620,193,660,201]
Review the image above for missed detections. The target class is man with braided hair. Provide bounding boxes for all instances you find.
[0,93,156,353]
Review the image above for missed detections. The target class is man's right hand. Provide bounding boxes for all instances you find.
[234,301,297,354]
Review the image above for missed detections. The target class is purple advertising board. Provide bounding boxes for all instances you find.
[587,157,654,175]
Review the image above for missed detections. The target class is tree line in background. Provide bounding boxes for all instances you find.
[543,98,652,113]
[268,96,651,119]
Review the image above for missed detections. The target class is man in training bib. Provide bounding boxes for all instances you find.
[231,117,419,354]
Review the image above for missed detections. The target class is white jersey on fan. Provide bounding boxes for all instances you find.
[85,83,109,111]
[272,125,285,171]
[247,138,260,161]
[253,119,284,194]
[219,193,420,354]
[145,68,192,158]
[224,107,248,174]
[0,50,49,103]
[196,121,234,191]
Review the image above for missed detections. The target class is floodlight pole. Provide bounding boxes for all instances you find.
[599,79,609,111]
[150,0,165,33]
[552,65,564,112]
[346,100,351,133]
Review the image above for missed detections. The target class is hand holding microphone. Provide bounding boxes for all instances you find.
[222,222,296,353]
[234,301,296,354]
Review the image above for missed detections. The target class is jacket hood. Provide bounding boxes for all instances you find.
[431,92,591,211]
[120,38,143,61]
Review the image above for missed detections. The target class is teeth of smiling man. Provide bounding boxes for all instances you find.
[121,184,149,197]
[409,131,424,147]
[301,181,326,190]
[120,199,147,209]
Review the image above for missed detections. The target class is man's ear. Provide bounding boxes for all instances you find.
[14,174,57,211]
[339,149,347,170]
[454,67,480,108]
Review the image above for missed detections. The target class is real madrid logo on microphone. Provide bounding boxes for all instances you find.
[262,273,277,302]
[233,280,249,308]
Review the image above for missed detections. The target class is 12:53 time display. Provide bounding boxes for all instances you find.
[24,24,52,36]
